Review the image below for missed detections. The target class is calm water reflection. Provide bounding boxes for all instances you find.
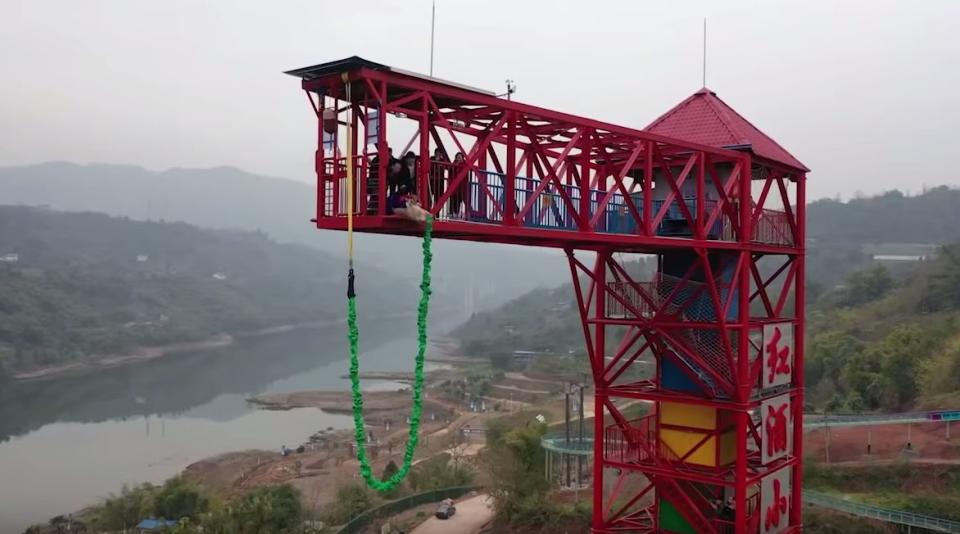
[0,313,462,533]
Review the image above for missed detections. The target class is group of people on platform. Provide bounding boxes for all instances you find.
[367,147,469,223]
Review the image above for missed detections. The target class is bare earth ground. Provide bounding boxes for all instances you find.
[805,421,960,463]
[180,341,571,529]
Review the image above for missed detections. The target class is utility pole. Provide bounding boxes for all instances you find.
[578,383,585,493]
[824,413,831,464]
[565,386,571,487]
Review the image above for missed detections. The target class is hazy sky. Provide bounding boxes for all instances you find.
[2,0,958,201]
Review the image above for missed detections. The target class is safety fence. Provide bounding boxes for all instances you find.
[319,158,794,246]
[803,410,960,429]
[803,490,960,533]
[335,485,482,534]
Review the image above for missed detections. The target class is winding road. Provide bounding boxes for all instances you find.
[410,493,493,534]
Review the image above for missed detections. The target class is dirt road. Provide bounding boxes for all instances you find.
[410,493,493,534]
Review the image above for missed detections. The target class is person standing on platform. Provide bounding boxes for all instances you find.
[429,148,449,212]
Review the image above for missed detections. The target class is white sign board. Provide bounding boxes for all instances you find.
[760,467,791,534]
[761,393,793,465]
[762,322,794,390]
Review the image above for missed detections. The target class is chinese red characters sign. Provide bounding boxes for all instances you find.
[761,393,793,464]
[761,467,791,534]
[762,322,794,391]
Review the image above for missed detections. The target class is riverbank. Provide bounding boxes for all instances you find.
[248,389,452,416]
[9,319,342,382]
[8,308,468,383]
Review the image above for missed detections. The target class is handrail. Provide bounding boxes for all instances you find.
[802,410,960,429]
[803,490,960,533]
[318,156,795,245]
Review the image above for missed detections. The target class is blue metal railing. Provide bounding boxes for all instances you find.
[803,490,960,533]
[802,411,948,429]
[456,171,723,237]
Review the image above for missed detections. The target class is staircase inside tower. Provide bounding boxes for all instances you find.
[657,250,739,400]
[603,414,760,533]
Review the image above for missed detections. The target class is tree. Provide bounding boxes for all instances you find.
[379,460,404,499]
[207,485,303,534]
[843,265,894,307]
[489,352,512,370]
[484,420,549,521]
[152,477,208,520]
[98,483,154,530]
[324,484,372,525]
[921,347,960,399]
[875,325,933,409]
[382,460,399,480]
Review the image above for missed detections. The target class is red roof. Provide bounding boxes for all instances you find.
[645,88,808,172]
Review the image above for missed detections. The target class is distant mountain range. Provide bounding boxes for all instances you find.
[5,162,958,306]
[0,162,569,310]
[0,205,409,376]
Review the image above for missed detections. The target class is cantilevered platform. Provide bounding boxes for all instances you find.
[289,56,804,255]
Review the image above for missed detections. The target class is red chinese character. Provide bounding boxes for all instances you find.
[765,403,788,457]
[764,478,788,530]
[765,326,791,383]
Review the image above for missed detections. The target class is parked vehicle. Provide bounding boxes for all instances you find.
[435,498,456,519]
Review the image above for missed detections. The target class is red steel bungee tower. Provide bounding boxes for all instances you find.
[289,57,807,533]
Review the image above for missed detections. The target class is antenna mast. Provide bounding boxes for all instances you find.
[430,1,436,76]
[702,17,707,87]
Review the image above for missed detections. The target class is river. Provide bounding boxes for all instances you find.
[0,313,465,533]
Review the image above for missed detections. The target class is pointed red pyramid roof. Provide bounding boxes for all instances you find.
[645,88,808,172]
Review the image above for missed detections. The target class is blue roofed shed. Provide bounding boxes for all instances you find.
[136,518,179,532]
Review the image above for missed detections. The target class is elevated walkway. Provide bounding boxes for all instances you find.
[803,410,960,430]
[804,490,960,533]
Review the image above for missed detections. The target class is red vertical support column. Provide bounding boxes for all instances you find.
[332,95,341,216]
[643,141,654,236]
[592,251,608,532]
[377,83,388,217]
[735,155,753,534]
[505,111,517,226]
[315,94,326,223]
[351,101,361,215]
[791,172,806,527]
[419,95,430,208]
[580,130,592,232]
[696,153,705,239]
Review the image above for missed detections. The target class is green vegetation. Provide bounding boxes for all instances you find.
[803,507,896,533]
[0,206,405,374]
[454,286,583,358]
[0,162,570,309]
[67,481,316,534]
[482,416,590,532]
[453,187,960,412]
[152,477,210,522]
[807,245,960,410]
[804,462,960,522]
[407,452,474,492]
[322,484,374,526]
[806,187,960,286]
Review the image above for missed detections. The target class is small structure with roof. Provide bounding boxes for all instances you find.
[136,518,179,532]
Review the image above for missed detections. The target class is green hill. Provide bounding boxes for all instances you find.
[806,188,960,287]
[0,206,407,376]
[454,187,960,411]
[0,162,568,309]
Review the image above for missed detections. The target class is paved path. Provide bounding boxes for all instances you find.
[411,493,493,534]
